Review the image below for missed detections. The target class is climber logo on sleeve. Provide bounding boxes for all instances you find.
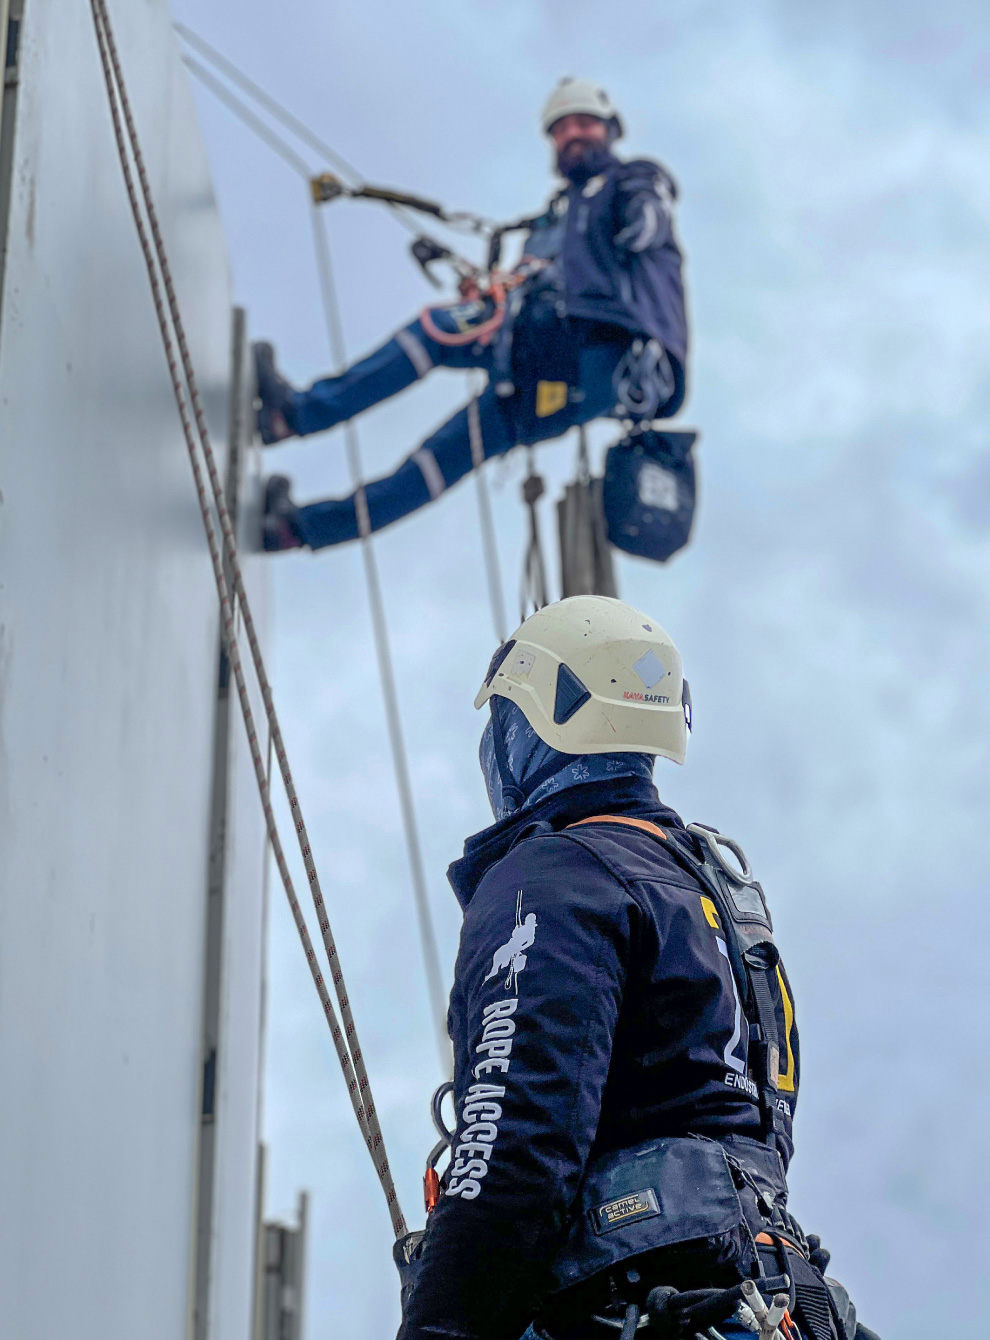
[483,890,538,994]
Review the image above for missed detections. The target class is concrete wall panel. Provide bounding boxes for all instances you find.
[0,3,266,1337]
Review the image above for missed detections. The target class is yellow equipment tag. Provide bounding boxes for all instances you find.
[535,381,568,418]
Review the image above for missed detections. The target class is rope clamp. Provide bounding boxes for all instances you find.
[310,171,347,205]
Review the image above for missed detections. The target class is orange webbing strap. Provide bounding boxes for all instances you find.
[756,1231,800,1251]
[755,1233,801,1337]
[568,814,668,841]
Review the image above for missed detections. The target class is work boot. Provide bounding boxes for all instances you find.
[262,474,304,551]
[254,341,299,444]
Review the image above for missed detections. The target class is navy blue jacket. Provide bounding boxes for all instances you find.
[397,778,799,1340]
[523,156,688,367]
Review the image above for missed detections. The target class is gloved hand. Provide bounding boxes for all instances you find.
[804,1232,831,1274]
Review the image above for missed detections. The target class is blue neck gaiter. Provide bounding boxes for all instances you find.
[479,696,655,821]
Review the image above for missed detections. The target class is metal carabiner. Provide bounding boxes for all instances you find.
[423,1081,456,1214]
[431,1080,456,1143]
[687,823,759,888]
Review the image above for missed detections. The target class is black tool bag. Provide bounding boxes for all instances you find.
[549,1135,758,1297]
[602,427,697,563]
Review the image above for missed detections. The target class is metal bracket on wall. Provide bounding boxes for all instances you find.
[257,1193,309,1340]
[0,0,24,334]
[191,305,256,1340]
[557,429,619,600]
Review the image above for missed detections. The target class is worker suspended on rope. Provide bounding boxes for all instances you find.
[259,77,689,552]
[394,596,881,1340]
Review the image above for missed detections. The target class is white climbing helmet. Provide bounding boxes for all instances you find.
[474,595,690,763]
[541,77,624,140]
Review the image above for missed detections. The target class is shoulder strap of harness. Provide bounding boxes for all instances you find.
[567,815,787,1154]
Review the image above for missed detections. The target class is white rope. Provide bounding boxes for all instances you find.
[89,0,407,1236]
[178,22,451,1071]
[467,375,509,643]
[309,204,450,1071]
[179,34,510,653]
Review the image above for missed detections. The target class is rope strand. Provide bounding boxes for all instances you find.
[467,381,508,642]
[180,25,464,1063]
[90,0,406,1237]
[309,204,450,1068]
[181,31,511,653]
[175,22,424,238]
[180,54,314,179]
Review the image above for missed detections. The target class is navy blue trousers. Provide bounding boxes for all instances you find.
[289,302,635,550]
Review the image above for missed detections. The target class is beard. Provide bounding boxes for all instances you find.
[556,138,614,184]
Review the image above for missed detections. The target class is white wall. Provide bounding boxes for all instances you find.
[0,2,266,1337]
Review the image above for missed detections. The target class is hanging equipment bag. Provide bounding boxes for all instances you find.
[602,427,698,563]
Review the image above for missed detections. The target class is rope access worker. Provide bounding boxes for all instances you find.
[396,596,880,1340]
[258,78,689,551]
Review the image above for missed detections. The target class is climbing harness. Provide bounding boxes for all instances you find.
[90,0,410,1235]
[418,292,506,348]
[553,817,850,1340]
[587,1274,794,1340]
[679,822,791,1154]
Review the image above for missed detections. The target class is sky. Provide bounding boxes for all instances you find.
[170,3,990,1336]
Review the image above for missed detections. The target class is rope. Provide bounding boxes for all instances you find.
[175,22,425,240]
[177,16,450,1068]
[576,423,591,485]
[520,448,550,620]
[89,0,407,1238]
[467,380,508,643]
[180,34,511,653]
[181,54,313,180]
[308,202,450,1069]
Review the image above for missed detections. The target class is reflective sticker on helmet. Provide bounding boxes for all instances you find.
[633,649,666,689]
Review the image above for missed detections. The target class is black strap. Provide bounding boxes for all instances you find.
[655,829,787,1152]
[745,944,787,1145]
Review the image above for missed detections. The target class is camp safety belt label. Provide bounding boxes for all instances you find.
[592,1188,660,1235]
